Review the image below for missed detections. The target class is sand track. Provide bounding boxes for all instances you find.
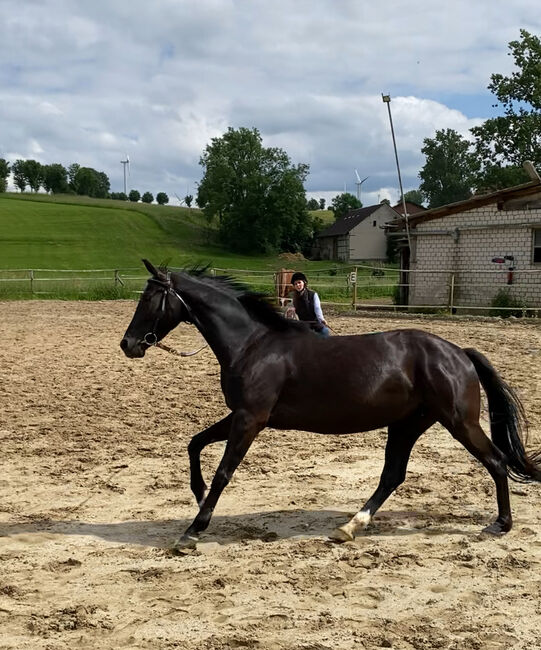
[1,301,541,649]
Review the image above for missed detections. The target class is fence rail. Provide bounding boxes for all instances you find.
[2,265,541,316]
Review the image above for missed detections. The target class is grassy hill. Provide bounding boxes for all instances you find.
[1,193,223,270]
[0,193,367,300]
[0,193,336,270]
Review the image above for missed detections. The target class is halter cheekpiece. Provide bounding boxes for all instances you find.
[142,273,193,347]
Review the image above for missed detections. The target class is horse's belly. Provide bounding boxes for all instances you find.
[268,395,414,434]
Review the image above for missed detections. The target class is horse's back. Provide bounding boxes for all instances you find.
[265,327,475,434]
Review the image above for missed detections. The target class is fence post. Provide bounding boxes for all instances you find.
[114,270,125,286]
[448,273,455,315]
[30,269,34,294]
[352,267,358,310]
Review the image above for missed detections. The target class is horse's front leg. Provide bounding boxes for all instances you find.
[174,409,264,552]
[187,414,233,506]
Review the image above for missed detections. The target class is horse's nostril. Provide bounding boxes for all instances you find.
[120,338,128,351]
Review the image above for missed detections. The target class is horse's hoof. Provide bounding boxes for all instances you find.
[170,534,199,555]
[481,522,510,536]
[329,526,355,543]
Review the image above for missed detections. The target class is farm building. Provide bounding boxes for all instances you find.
[391,165,541,311]
[316,203,398,261]
[392,200,427,217]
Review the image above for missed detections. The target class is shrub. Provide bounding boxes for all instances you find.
[489,289,525,318]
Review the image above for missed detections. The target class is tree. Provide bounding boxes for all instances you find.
[71,167,110,198]
[401,189,424,206]
[129,189,140,202]
[307,198,319,210]
[156,192,169,205]
[197,126,311,253]
[111,192,128,201]
[42,163,68,193]
[68,163,80,193]
[0,158,10,192]
[184,194,193,208]
[11,160,27,192]
[319,198,326,210]
[95,171,110,198]
[141,191,153,204]
[471,30,541,189]
[75,167,97,197]
[331,192,361,220]
[418,129,480,208]
[22,159,43,192]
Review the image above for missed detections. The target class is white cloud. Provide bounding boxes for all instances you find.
[0,0,539,203]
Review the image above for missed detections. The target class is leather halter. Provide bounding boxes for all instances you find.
[142,274,193,346]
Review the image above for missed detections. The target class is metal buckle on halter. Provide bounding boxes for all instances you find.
[143,332,158,346]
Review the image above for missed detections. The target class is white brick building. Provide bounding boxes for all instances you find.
[393,174,541,310]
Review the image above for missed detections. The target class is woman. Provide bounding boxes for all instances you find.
[288,271,330,336]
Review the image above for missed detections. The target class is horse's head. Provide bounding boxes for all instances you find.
[120,259,191,358]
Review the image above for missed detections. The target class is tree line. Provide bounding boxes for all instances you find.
[0,159,171,205]
[416,29,541,208]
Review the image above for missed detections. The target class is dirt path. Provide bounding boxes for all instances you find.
[1,301,541,649]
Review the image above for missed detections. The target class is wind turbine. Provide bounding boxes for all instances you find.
[120,154,130,196]
[354,170,369,204]
[174,193,185,206]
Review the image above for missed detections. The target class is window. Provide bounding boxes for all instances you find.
[534,229,541,263]
[373,220,377,227]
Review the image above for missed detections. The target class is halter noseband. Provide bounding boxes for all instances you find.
[142,273,193,346]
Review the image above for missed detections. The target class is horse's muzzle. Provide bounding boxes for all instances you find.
[120,336,146,358]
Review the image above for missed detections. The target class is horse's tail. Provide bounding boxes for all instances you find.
[464,348,541,483]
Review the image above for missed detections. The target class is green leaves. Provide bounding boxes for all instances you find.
[419,31,541,204]
[418,129,480,208]
[471,29,541,188]
[0,158,10,192]
[197,127,311,254]
[331,193,361,220]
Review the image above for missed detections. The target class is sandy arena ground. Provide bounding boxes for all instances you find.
[1,301,541,649]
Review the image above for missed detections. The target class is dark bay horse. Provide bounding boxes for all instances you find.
[120,260,541,551]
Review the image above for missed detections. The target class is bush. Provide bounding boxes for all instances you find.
[489,289,525,318]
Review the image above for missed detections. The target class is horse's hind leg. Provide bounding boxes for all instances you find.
[187,414,233,506]
[331,411,435,542]
[447,421,512,534]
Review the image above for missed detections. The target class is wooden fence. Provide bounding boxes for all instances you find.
[3,264,540,315]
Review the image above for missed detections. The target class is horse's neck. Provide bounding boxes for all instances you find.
[175,276,262,366]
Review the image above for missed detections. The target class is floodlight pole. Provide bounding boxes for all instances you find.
[382,93,411,249]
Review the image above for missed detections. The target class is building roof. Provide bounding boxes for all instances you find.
[392,200,427,216]
[317,204,384,237]
[390,177,541,229]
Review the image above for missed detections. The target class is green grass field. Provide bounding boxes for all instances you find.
[0,192,395,301]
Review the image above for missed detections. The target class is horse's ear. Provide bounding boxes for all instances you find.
[142,259,159,277]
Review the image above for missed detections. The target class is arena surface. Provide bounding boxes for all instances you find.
[1,301,541,649]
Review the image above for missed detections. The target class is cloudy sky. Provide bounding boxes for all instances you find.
[1,0,540,206]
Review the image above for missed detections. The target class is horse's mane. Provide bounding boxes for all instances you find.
[170,265,309,333]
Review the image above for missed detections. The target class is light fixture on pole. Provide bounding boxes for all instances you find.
[381,94,411,249]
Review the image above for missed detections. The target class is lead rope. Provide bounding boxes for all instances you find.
[155,340,208,357]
